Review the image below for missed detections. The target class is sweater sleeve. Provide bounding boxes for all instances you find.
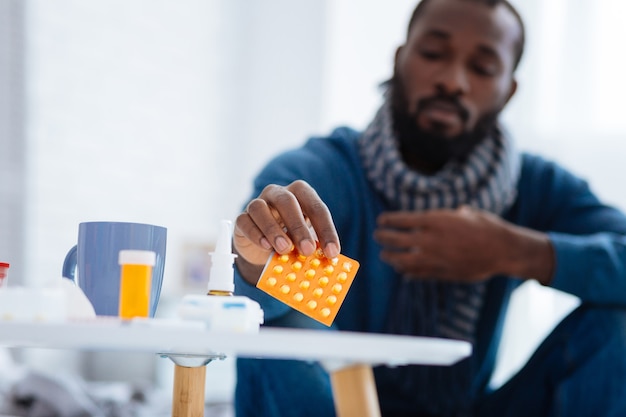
[516,154,626,305]
[549,232,626,305]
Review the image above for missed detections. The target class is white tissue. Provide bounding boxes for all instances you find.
[0,278,96,322]
[0,287,66,322]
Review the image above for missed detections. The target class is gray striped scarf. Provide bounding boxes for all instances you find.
[359,100,520,415]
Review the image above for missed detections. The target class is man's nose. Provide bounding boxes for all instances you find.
[435,63,470,96]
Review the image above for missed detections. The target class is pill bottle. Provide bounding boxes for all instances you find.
[0,262,9,288]
[118,250,156,319]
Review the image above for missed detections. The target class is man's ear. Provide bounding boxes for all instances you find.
[394,45,404,69]
[505,78,518,105]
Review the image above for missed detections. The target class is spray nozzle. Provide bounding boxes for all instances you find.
[207,220,238,294]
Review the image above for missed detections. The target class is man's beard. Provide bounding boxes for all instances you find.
[389,77,501,173]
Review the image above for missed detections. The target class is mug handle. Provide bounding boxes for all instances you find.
[62,245,78,281]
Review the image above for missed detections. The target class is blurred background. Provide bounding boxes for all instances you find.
[1,0,625,411]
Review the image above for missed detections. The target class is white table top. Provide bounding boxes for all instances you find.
[0,318,471,367]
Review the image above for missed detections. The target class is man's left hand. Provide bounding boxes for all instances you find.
[374,206,540,282]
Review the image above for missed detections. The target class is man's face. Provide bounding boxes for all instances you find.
[393,0,520,163]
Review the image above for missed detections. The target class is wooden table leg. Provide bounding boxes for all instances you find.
[330,363,381,417]
[172,364,206,417]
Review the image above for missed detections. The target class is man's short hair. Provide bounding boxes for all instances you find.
[407,0,526,71]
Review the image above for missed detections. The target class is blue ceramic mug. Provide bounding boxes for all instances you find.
[62,221,167,317]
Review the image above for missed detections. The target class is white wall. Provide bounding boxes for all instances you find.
[24,0,220,295]
[321,0,418,132]
[0,0,26,286]
[21,0,331,296]
[212,0,328,225]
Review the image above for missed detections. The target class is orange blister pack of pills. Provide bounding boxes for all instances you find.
[256,244,360,326]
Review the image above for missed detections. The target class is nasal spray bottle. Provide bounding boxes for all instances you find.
[177,220,264,333]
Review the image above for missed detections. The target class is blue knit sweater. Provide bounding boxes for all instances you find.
[234,126,626,393]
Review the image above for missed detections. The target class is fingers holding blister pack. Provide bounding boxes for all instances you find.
[256,243,359,326]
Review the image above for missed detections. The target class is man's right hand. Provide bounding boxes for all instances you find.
[233,180,341,285]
